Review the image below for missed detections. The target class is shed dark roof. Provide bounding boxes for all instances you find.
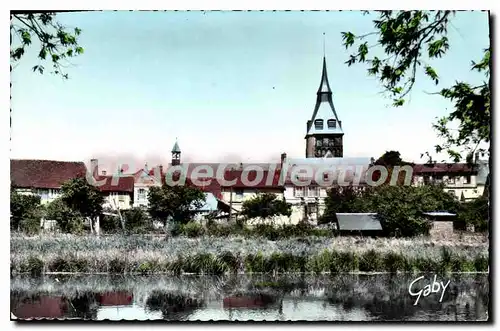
[11,159,87,189]
[336,213,383,231]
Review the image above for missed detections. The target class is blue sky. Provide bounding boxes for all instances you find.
[10,11,490,171]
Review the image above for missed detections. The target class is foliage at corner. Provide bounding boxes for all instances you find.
[148,184,206,225]
[45,198,84,234]
[456,195,489,232]
[11,12,84,79]
[10,188,42,234]
[60,177,104,230]
[341,11,490,162]
[240,193,292,221]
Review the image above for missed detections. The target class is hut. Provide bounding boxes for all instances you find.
[422,211,458,238]
[335,213,383,237]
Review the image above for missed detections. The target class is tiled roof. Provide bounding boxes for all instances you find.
[412,163,477,174]
[10,159,87,189]
[336,213,383,231]
[94,175,135,193]
[222,169,284,189]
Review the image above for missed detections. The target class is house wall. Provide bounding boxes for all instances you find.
[133,184,157,207]
[15,188,62,205]
[413,174,483,201]
[103,192,132,210]
[284,185,328,224]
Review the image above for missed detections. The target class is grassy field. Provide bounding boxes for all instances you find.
[10,234,489,275]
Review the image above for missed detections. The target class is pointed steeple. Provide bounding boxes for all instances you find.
[317,57,332,94]
[307,56,342,134]
[305,55,344,159]
[171,139,181,166]
[171,140,181,153]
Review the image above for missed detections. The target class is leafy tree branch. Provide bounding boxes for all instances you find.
[10,12,84,79]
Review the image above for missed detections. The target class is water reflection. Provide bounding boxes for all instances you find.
[11,274,489,321]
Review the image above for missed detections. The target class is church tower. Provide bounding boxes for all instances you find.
[171,140,181,166]
[305,57,344,158]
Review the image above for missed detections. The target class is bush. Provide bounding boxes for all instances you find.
[180,221,204,238]
[123,207,151,233]
[10,189,42,232]
[241,193,292,220]
[383,252,409,272]
[100,213,121,233]
[19,216,42,235]
[45,198,85,234]
[359,250,383,272]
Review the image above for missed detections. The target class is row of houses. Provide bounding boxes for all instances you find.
[10,143,489,226]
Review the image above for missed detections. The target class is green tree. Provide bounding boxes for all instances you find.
[60,177,104,233]
[10,188,42,233]
[45,197,84,234]
[240,193,292,221]
[320,186,371,224]
[123,207,151,233]
[371,150,415,185]
[148,184,206,226]
[456,195,489,232]
[10,12,84,79]
[369,184,460,237]
[342,11,490,162]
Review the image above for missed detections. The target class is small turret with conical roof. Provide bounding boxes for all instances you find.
[171,139,181,166]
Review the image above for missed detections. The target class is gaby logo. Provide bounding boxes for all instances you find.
[408,275,451,306]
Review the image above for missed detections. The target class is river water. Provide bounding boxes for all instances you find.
[11,273,489,321]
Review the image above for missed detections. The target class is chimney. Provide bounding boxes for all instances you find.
[280,153,287,168]
[90,159,98,178]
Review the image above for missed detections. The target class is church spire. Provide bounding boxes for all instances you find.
[171,139,181,166]
[305,55,344,158]
[317,56,332,94]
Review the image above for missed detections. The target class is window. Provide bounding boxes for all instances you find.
[447,176,456,184]
[464,175,471,184]
[294,187,304,197]
[118,195,125,202]
[138,188,146,200]
[448,190,455,197]
[327,119,336,128]
[307,187,319,197]
[316,140,323,147]
[235,190,244,199]
[314,119,324,129]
